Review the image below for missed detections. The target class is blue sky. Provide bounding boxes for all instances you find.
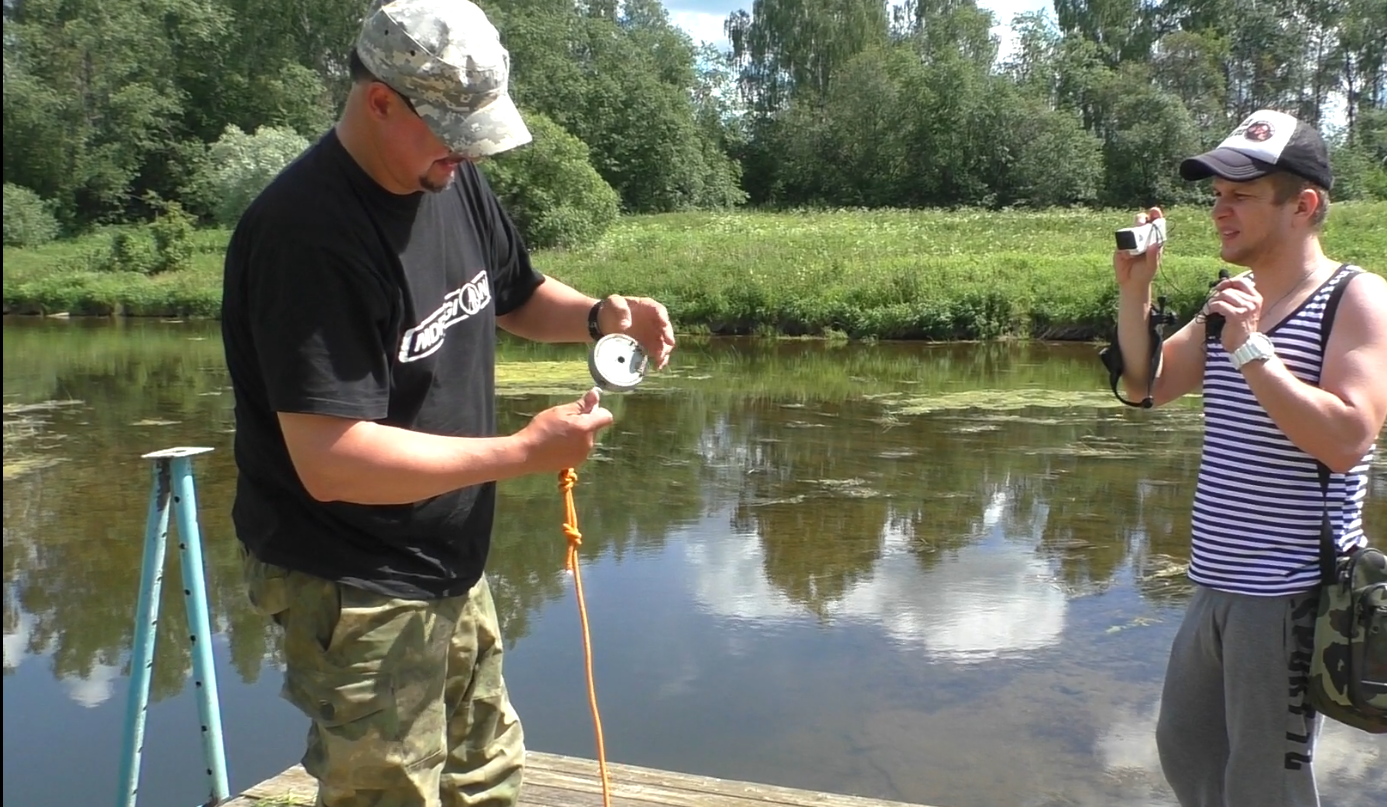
[662,0,1054,61]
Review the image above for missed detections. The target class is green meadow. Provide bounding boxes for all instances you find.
[5,204,1384,340]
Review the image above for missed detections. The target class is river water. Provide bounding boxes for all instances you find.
[3,317,1384,807]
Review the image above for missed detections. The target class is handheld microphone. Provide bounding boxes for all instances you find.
[1205,268,1231,342]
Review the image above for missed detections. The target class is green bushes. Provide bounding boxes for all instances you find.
[480,111,621,250]
[183,124,312,228]
[3,184,61,247]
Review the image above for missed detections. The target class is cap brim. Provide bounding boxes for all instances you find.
[1179,147,1277,183]
[414,93,532,159]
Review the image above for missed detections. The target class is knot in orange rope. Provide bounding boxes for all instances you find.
[557,466,611,805]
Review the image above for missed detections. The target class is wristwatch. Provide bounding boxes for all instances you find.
[587,300,605,341]
[1230,332,1276,371]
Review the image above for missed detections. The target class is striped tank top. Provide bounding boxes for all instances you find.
[1189,264,1373,597]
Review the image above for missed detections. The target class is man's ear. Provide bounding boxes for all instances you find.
[363,82,395,121]
[1296,186,1323,221]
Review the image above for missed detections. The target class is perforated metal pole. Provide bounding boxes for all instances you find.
[168,451,230,804]
[115,447,228,807]
[116,459,174,807]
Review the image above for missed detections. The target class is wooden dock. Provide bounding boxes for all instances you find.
[223,750,940,807]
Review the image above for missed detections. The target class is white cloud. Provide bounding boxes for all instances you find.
[669,9,730,49]
[3,608,35,671]
[61,663,123,709]
[685,489,1069,663]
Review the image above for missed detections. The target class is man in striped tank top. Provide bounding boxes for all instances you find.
[1110,110,1387,806]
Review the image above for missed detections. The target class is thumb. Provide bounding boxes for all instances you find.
[606,295,633,332]
[576,386,601,415]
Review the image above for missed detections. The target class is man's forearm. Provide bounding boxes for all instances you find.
[282,416,538,505]
[1116,285,1155,398]
[497,275,596,343]
[1239,358,1375,473]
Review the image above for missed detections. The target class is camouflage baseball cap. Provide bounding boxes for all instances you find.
[356,0,532,158]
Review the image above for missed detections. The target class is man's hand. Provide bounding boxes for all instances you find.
[516,388,614,472]
[597,295,675,370]
[1206,275,1263,354]
[1113,207,1165,289]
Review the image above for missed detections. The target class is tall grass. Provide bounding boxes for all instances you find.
[5,204,1384,340]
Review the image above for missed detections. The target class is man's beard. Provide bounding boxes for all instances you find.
[420,171,455,193]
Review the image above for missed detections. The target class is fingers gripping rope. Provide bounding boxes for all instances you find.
[559,468,612,806]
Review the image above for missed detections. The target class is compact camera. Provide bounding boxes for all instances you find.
[1114,218,1168,256]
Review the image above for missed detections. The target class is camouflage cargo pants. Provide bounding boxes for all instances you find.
[241,548,525,807]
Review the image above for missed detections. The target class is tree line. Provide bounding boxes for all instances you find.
[4,0,1385,250]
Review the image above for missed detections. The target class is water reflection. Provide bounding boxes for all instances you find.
[1096,701,1385,807]
[4,317,1384,807]
[691,494,1070,663]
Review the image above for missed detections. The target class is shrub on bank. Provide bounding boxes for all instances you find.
[3,184,61,247]
[481,110,622,250]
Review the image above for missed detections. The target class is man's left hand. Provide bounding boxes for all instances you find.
[597,295,676,370]
[1207,276,1263,354]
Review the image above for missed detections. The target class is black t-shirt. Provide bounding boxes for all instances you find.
[220,127,544,600]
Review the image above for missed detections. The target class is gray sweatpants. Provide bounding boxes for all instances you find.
[1156,584,1323,807]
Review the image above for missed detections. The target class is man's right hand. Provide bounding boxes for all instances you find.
[1113,206,1165,290]
[518,388,614,471]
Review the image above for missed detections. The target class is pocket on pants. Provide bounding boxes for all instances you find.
[281,584,451,789]
[285,669,448,789]
[241,549,291,619]
[285,669,398,740]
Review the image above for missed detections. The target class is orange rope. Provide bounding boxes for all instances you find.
[558,467,612,806]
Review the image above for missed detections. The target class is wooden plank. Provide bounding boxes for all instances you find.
[524,752,928,807]
[221,751,937,807]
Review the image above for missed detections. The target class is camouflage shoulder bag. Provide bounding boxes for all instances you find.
[1306,266,1387,734]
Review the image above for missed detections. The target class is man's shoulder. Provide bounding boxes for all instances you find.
[1330,264,1386,310]
[1321,264,1387,353]
[227,142,382,276]
[239,135,360,231]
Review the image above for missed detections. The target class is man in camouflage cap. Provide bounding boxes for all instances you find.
[219,0,677,804]
[355,0,532,160]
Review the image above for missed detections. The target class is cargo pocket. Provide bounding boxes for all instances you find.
[285,671,398,740]
[241,549,291,620]
[286,670,423,789]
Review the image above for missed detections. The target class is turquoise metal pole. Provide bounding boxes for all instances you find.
[115,446,224,807]
[115,459,174,807]
[168,453,230,804]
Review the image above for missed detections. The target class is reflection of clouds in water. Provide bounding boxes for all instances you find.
[4,608,34,671]
[61,663,122,708]
[1099,699,1387,807]
[687,490,1068,663]
[5,597,121,709]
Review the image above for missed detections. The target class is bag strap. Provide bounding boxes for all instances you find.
[1099,308,1166,409]
[1315,264,1360,585]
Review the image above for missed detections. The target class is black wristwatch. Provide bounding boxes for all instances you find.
[587,300,604,341]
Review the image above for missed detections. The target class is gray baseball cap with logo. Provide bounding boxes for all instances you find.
[356,0,532,158]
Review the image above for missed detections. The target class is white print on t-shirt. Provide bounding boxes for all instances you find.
[397,270,492,363]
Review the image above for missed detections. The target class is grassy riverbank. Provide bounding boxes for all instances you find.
[5,204,1384,340]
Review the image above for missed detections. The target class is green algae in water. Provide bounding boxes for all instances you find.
[3,455,68,481]
[884,389,1122,416]
[494,360,597,396]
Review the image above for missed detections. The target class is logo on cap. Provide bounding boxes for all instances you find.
[1243,121,1274,142]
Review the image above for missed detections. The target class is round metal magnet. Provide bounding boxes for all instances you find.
[588,333,649,392]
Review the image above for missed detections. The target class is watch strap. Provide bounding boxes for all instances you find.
[1231,333,1275,370]
[587,300,604,341]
